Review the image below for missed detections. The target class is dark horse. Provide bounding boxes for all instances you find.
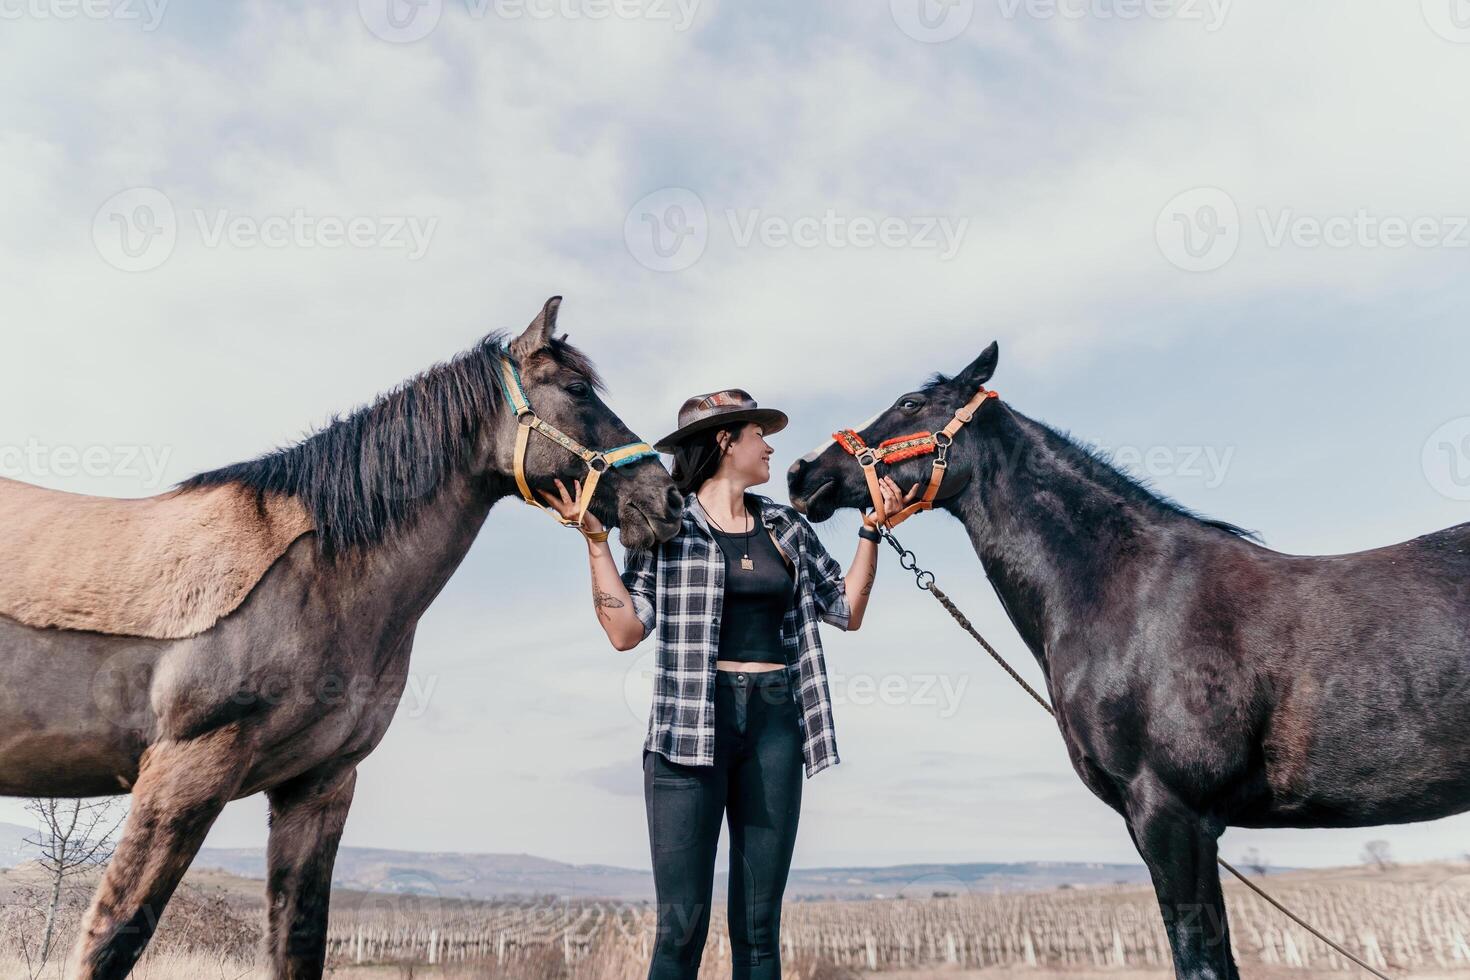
[789,342,1470,980]
[0,298,682,979]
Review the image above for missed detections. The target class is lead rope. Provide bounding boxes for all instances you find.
[879,527,1394,980]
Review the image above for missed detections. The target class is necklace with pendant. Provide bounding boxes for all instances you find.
[705,505,756,571]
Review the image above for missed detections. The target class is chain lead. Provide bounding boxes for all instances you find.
[880,528,935,590]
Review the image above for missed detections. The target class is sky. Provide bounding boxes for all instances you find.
[2,0,1469,876]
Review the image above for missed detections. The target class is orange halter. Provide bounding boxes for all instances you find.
[832,386,999,529]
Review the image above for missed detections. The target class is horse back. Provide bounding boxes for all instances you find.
[0,476,313,640]
[1216,522,1470,827]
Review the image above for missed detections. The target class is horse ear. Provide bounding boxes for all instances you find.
[957,341,999,387]
[510,296,562,363]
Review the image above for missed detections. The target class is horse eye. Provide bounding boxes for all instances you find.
[566,382,592,397]
[899,398,922,412]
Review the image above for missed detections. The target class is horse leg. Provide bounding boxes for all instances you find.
[65,725,251,980]
[1125,784,1238,980]
[264,765,358,980]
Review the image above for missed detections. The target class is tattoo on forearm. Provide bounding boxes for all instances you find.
[861,572,875,597]
[594,590,625,610]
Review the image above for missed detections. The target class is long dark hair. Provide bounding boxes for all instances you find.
[670,423,747,495]
[179,334,603,558]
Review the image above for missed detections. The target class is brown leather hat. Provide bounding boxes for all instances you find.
[653,389,789,454]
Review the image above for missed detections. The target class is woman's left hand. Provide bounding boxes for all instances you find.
[867,476,921,527]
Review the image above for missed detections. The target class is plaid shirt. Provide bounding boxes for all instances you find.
[621,492,851,778]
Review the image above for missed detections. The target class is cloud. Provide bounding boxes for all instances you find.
[3,0,1469,870]
[577,762,643,798]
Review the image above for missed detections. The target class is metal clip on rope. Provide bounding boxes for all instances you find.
[883,529,935,591]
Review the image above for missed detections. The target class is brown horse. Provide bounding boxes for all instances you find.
[789,342,1470,980]
[0,298,682,979]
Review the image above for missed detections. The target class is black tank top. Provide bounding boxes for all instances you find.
[710,504,795,665]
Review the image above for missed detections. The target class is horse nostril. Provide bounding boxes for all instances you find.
[787,458,807,487]
[664,486,683,514]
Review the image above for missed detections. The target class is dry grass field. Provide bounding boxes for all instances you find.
[4,861,1470,978]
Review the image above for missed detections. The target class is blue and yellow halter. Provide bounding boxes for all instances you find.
[498,358,658,542]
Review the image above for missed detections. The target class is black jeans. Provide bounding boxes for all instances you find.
[644,669,804,980]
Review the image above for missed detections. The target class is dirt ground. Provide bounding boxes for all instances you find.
[886,973,1463,980]
[4,957,1452,979]
[315,969,1460,980]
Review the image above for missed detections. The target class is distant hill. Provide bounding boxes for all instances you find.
[0,820,1150,901]
[193,846,657,900]
[0,822,38,865]
[192,845,1151,901]
[783,861,1153,899]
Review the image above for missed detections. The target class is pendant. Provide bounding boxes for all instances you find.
[740,556,754,571]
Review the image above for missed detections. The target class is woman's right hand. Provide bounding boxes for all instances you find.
[551,477,643,649]
[538,478,607,535]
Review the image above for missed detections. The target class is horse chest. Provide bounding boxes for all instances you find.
[1052,715,1130,814]
[1050,647,1252,805]
[1045,685,1134,814]
[222,623,418,788]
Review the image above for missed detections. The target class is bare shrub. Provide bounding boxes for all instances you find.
[150,885,261,961]
[787,953,859,980]
[1240,847,1271,876]
[1361,839,1395,871]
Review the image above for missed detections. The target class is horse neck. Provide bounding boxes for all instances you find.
[947,408,1189,665]
[332,467,516,626]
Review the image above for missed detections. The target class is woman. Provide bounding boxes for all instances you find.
[540,388,913,980]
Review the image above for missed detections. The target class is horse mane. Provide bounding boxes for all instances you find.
[179,333,605,558]
[923,372,1260,542]
[1044,426,1261,541]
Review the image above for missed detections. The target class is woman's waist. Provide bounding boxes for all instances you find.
[714,664,791,685]
[717,613,788,649]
